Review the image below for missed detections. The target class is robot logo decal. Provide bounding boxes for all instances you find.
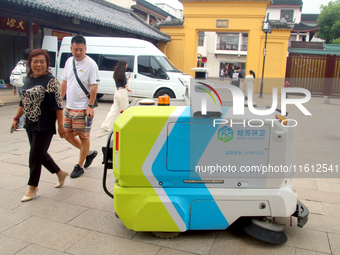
[194,82,222,107]
[218,126,233,143]
[191,82,223,118]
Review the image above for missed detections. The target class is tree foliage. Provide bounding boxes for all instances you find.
[317,0,340,43]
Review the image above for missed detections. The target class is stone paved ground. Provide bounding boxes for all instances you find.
[0,85,339,255]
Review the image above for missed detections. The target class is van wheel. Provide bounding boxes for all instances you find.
[96,93,104,99]
[154,89,175,98]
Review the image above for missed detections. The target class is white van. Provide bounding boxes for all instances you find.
[42,36,191,99]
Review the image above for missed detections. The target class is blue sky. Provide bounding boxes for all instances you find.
[146,0,333,14]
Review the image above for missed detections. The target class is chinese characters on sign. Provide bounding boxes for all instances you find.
[216,19,229,28]
[0,17,39,34]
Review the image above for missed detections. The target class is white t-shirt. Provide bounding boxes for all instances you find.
[61,56,100,110]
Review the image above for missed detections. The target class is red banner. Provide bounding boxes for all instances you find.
[0,17,39,34]
[52,30,72,41]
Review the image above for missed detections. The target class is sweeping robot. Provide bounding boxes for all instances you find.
[102,81,309,244]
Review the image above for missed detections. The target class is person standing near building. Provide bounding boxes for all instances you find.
[220,68,224,81]
[61,35,100,178]
[231,66,244,88]
[101,59,131,132]
[11,49,69,202]
[10,49,31,130]
[244,70,255,101]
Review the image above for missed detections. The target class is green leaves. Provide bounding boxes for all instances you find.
[317,0,340,43]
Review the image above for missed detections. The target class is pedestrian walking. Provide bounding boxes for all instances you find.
[231,66,244,88]
[10,49,31,130]
[61,35,100,178]
[244,70,255,101]
[101,59,131,131]
[11,49,69,202]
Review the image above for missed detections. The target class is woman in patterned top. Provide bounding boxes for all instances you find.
[11,49,69,202]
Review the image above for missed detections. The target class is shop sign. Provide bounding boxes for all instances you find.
[52,30,72,41]
[0,17,39,34]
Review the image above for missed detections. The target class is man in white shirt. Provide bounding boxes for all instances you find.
[61,35,100,178]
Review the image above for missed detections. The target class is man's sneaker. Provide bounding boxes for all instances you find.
[70,164,84,178]
[84,150,98,168]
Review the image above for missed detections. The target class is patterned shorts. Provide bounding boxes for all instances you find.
[64,108,91,138]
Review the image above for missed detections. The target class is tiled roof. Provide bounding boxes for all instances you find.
[157,19,184,28]
[301,14,319,22]
[288,47,340,56]
[271,0,302,5]
[289,43,340,55]
[293,22,320,32]
[269,20,295,30]
[5,0,171,42]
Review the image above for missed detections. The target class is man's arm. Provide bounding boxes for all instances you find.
[61,80,67,99]
[86,84,98,118]
[88,84,98,105]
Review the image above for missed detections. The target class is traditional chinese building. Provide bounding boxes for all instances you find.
[158,0,293,94]
[0,0,171,83]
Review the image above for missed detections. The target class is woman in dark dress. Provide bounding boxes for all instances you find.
[11,49,69,202]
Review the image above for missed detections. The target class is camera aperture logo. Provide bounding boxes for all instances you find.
[218,126,233,143]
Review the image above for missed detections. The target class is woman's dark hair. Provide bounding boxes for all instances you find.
[250,70,256,78]
[113,59,128,81]
[26,49,50,77]
[23,49,32,60]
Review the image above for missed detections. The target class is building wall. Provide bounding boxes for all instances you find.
[267,7,301,23]
[155,3,183,19]
[160,1,292,93]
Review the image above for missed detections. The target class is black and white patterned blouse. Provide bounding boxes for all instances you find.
[20,73,63,134]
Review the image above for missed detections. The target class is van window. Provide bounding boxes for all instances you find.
[59,53,72,68]
[47,51,56,68]
[154,56,180,72]
[99,55,134,72]
[59,53,100,68]
[88,54,100,65]
[138,56,166,79]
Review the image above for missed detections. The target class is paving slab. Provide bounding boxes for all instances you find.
[295,188,340,204]
[0,208,31,233]
[299,199,324,215]
[13,198,88,223]
[322,202,340,218]
[157,247,198,255]
[284,227,331,253]
[133,231,218,255]
[2,216,90,252]
[0,234,30,255]
[15,180,81,202]
[0,173,27,191]
[0,188,26,210]
[291,179,317,190]
[295,248,331,255]
[63,189,114,212]
[68,208,136,238]
[304,214,340,235]
[15,244,67,255]
[328,233,340,255]
[66,231,161,255]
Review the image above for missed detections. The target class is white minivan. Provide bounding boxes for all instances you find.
[42,36,191,99]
